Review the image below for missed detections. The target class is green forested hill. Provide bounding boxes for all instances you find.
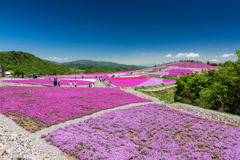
[0,51,73,75]
[61,60,144,73]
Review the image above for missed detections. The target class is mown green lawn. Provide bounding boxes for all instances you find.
[140,87,177,102]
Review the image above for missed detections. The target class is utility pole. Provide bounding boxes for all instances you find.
[1,65,4,77]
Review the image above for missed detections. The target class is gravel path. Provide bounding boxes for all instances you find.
[169,103,240,127]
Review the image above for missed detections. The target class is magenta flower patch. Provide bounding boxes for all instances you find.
[3,79,95,86]
[0,86,151,132]
[105,76,149,87]
[44,103,240,159]
[41,71,131,79]
[162,62,218,69]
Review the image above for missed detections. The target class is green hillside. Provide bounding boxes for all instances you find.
[61,60,144,73]
[0,51,73,75]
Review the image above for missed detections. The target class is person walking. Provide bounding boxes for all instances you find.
[53,78,55,86]
[58,78,60,87]
[55,78,58,86]
[74,81,77,87]
[69,81,72,88]
[92,83,94,88]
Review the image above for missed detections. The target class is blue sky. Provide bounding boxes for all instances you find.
[0,0,239,65]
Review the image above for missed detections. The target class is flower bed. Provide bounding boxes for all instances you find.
[41,71,131,79]
[163,62,218,69]
[151,72,169,75]
[43,103,240,159]
[0,86,151,132]
[2,79,95,86]
[105,76,149,87]
[166,69,193,76]
[163,79,176,83]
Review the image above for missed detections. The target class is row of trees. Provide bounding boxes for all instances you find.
[206,61,225,66]
[175,50,240,115]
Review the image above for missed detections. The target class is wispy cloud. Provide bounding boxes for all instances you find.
[165,54,172,57]
[175,52,199,58]
[42,57,71,62]
[210,59,218,62]
[175,53,187,57]
[220,54,234,57]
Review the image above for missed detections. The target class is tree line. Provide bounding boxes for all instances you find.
[174,50,240,115]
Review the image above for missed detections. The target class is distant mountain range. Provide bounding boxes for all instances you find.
[60,60,145,70]
[0,51,146,75]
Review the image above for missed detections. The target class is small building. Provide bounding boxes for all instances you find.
[5,72,12,77]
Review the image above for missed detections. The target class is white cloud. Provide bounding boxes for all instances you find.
[42,57,71,62]
[175,53,188,57]
[210,59,218,62]
[186,52,199,57]
[175,52,199,58]
[165,54,172,57]
[220,54,234,57]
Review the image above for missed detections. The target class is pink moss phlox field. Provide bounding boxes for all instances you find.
[105,76,149,87]
[162,62,218,69]
[0,86,151,132]
[138,78,164,86]
[166,69,193,76]
[163,79,176,83]
[2,79,95,86]
[44,103,240,159]
[41,71,131,79]
[151,72,169,75]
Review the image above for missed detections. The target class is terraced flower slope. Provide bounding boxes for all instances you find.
[163,62,218,69]
[0,86,151,132]
[166,69,193,76]
[105,76,149,87]
[106,77,175,87]
[3,79,95,86]
[43,103,240,159]
[41,71,131,79]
